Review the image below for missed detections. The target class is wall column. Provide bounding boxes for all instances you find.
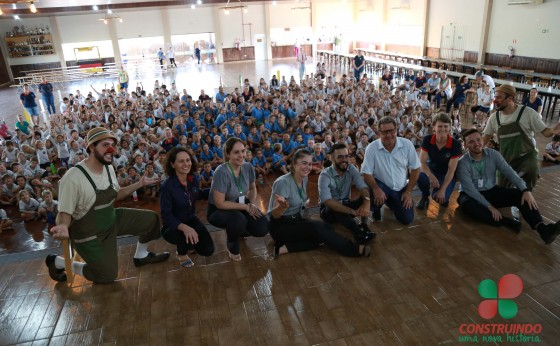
[264,4,272,60]
[311,1,318,57]
[478,0,493,65]
[161,9,172,51]
[49,16,66,68]
[214,8,224,64]
[380,0,388,51]
[108,19,121,64]
[420,0,430,56]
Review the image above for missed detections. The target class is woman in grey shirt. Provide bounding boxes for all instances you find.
[268,149,370,258]
[207,138,269,261]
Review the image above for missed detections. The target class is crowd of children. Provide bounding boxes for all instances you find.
[0,66,483,233]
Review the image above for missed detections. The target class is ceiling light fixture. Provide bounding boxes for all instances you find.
[97,4,122,24]
[197,0,201,4]
[29,1,36,13]
[191,4,195,9]
[93,5,98,10]
[220,0,248,15]
[0,8,3,15]
[14,14,20,19]
[12,4,16,10]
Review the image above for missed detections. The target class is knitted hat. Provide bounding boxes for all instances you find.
[86,127,117,148]
[495,84,517,98]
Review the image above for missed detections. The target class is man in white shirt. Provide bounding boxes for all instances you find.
[361,116,421,224]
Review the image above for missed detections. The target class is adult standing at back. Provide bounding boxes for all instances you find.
[353,50,365,81]
[483,84,560,190]
[157,48,165,69]
[207,137,269,261]
[19,84,39,125]
[118,67,129,93]
[475,70,495,90]
[298,49,307,82]
[38,76,56,115]
[167,46,178,68]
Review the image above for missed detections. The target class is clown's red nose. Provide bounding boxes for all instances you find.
[105,146,115,154]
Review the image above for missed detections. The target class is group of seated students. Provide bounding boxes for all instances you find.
[3,66,559,267]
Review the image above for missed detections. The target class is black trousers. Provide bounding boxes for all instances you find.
[320,198,366,244]
[207,204,269,255]
[458,187,543,229]
[270,216,360,257]
[161,216,215,256]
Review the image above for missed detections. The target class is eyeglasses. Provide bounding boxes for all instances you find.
[380,128,397,136]
[336,154,351,160]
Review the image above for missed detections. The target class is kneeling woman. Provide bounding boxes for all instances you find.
[269,149,370,258]
[207,138,269,261]
[160,147,215,268]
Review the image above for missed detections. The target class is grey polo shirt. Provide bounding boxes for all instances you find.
[268,173,307,217]
[360,137,421,191]
[318,164,367,204]
[209,162,255,204]
[456,148,527,208]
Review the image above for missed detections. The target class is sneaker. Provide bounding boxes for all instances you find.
[45,254,67,282]
[416,196,430,210]
[133,252,170,267]
[511,206,521,219]
[540,222,560,244]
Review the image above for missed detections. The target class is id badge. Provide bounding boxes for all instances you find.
[238,195,245,204]
[478,179,484,188]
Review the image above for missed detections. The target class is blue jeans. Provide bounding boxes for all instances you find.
[25,106,39,116]
[417,172,456,204]
[370,179,414,225]
[434,92,446,109]
[446,95,465,113]
[42,95,56,115]
[354,67,364,81]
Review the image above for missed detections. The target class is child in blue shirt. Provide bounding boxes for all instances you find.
[272,143,289,174]
[252,148,271,176]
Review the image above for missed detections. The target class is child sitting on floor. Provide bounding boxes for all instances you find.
[18,190,40,222]
[543,135,560,163]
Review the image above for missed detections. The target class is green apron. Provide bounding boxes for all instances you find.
[70,165,118,281]
[496,106,539,189]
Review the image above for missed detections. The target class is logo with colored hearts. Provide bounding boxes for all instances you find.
[478,274,523,319]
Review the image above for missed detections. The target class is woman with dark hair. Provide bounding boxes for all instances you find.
[446,75,472,113]
[268,149,370,258]
[160,147,214,268]
[207,137,269,261]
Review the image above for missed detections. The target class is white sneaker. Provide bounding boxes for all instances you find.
[511,206,520,219]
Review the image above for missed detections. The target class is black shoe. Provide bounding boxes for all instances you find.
[358,223,377,243]
[45,254,67,282]
[441,201,449,208]
[416,196,430,210]
[501,217,522,233]
[540,222,560,244]
[371,209,381,222]
[133,252,170,267]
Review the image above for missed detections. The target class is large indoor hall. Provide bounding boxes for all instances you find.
[0,0,559,345]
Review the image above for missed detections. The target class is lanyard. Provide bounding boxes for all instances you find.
[227,162,244,195]
[291,174,306,202]
[330,167,345,197]
[471,159,485,177]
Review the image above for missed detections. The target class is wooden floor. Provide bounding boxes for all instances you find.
[0,59,559,345]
